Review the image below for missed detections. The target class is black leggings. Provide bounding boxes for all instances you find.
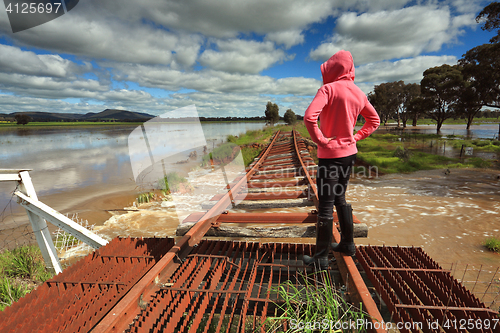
[316,154,356,218]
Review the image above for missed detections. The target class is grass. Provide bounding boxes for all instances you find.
[451,139,500,153]
[396,117,500,126]
[224,122,496,172]
[355,133,495,174]
[484,237,500,253]
[137,191,156,204]
[202,143,239,167]
[263,271,369,333]
[158,172,191,194]
[0,277,29,311]
[226,123,299,166]
[0,245,52,311]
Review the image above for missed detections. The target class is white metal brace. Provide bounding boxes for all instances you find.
[0,169,108,274]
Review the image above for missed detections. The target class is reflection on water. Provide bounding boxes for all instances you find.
[0,122,266,231]
[379,124,499,139]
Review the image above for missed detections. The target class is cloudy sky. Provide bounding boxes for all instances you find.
[0,0,496,117]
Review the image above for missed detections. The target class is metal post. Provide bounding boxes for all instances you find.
[18,171,62,274]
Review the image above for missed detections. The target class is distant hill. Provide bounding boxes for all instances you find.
[0,109,155,122]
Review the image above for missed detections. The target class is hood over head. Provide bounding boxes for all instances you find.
[320,50,355,84]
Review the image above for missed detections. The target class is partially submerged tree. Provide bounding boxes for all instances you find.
[459,41,500,110]
[454,76,483,130]
[265,101,280,125]
[420,64,463,132]
[283,109,297,125]
[15,114,31,125]
[368,83,398,126]
[455,2,500,127]
[369,81,419,128]
[407,96,433,126]
[401,83,421,128]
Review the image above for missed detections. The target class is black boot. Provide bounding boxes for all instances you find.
[303,216,333,270]
[331,204,356,256]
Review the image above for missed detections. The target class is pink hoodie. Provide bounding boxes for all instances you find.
[304,50,380,159]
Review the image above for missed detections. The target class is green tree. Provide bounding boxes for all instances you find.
[387,81,405,127]
[477,1,500,43]
[454,75,483,129]
[401,83,420,128]
[369,81,419,127]
[283,109,297,125]
[14,114,31,125]
[459,38,500,111]
[265,101,279,125]
[407,96,433,126]
[457,2,500,123]
[420,64,463,132]
[368,83,398,126]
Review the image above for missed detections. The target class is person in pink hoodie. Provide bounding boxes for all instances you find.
[302,50,380,269]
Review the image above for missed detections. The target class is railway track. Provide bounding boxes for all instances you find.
[1,130,497,333]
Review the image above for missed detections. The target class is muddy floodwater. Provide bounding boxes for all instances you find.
[0,122,266,244]
[1,123,499,292]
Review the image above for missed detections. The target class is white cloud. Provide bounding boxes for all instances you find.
[144,0,339,38]
[110,62,320,95]
[0,94,102,114]
[448,0,485,14]
[0,44,87,78]
[199,39,289,74]
[265,30,305,49]
[309,6,476,65]
[0,0,487,117]
[355,55,458,88]
[5,5,203,67]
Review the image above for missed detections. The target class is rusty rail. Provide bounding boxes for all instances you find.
[0,237,175,332]
[357,245,499,333]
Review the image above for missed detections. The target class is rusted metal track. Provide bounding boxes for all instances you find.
[357,245,499,333]
[183,212,362,224]
[124,239,321,333]
[0,237,175,333]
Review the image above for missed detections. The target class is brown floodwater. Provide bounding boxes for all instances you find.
[85,167,500,269]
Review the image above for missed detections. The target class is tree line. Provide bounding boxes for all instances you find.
[368,2,500,132]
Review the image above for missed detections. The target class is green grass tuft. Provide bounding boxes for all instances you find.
[157,172,190,194]
[484,237,500,253]
[263,271,369,332]
[0,245,53,311]
[0,246,49,280]
[0,277,30,311]
[137,191,156,204]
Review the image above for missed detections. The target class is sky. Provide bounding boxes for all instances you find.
[0,0,496,118]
